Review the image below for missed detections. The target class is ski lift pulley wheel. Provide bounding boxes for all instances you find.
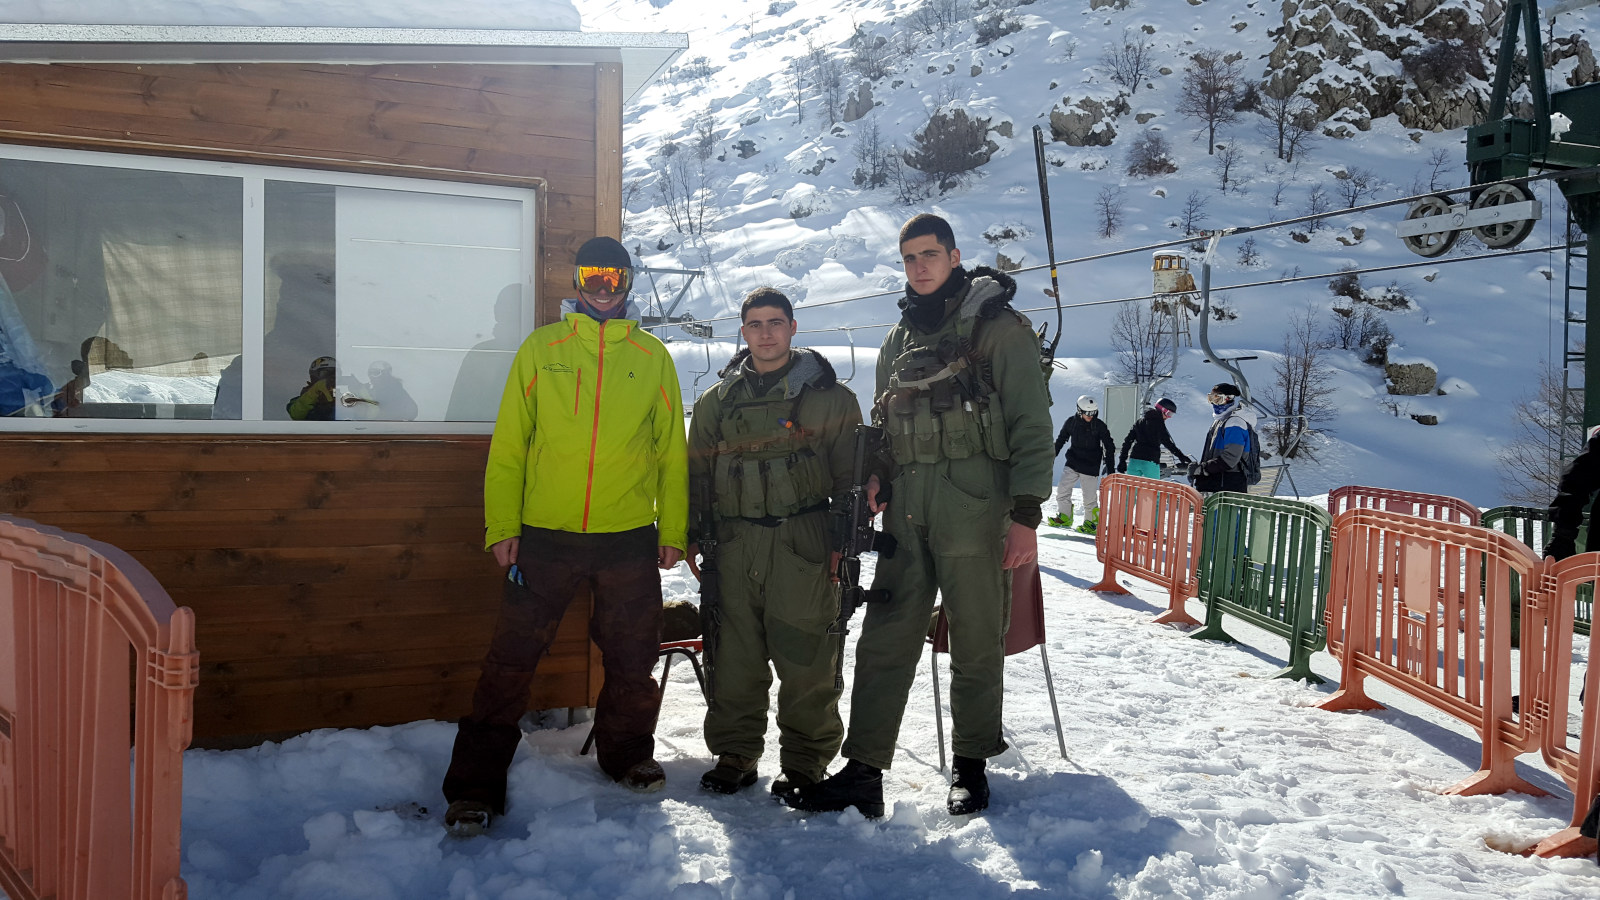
[1470,182,1538,249]
[1399,194,1459,258]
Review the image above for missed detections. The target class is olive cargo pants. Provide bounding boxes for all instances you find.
[442,525,663,814]
[703,513,843,782]
[842,458,1012,770]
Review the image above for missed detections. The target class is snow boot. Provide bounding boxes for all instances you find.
[699,754,759,794]
[1074,507,1100,535]
[618,759,667,793]
[1047,512,1072,528]
[769,768,817,801]
[781,759,884,818]
[444,799,493,837]
[947,755,990,816]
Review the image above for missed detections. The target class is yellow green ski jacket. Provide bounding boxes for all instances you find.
[484,312,688,551]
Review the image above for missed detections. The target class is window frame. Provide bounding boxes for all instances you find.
[0,142,539,435]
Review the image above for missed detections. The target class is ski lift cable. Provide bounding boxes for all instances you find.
[638,165,1598,335]
[787,241,1567,335]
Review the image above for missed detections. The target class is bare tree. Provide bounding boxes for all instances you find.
[1126,129,1177,177]
[692,108,717,162]
[1236,236,1261,267]
[1101,28,1156,95]
[1215,143,1243,194]
[1423,147,1457,192]
[1304,184,1331,232]
[1499,365,1577,505]
[789,57,806,125]
[848,22,895,81]
[1265,305,1337,460]
[1335,166,1383,208]
[1255,80,1322,162]
[852,116,893,188]
[908,0,967,46]
[1111,301,1174,383]
[653,139,715,236]
[1282,108,1320,164]
[1177,190,1209,235]
[1095,185,1125,238]
[1177,49,1244,154]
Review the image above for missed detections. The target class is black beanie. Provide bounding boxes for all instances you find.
[1211,382,1241,397]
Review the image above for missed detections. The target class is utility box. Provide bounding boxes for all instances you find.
[1103,384,1141,452]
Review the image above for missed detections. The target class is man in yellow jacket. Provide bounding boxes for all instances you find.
[442,236,688,836]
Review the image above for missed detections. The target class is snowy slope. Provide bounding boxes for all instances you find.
[173,500,1598,898]
[584,0,1599,508]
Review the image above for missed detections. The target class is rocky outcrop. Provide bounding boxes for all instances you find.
[1048,94,1129,147]
[1261,0,1583,134]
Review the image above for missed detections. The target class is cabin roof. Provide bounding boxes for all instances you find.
[0,23,687,101]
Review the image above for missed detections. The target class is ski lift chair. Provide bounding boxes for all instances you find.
[925,561,1067,772]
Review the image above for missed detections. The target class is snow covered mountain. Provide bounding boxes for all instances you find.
[580,0,1599,509]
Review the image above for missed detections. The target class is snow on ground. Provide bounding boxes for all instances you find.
[174,492,1600,899]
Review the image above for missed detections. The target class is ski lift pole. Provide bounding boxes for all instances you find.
[1032,125,1064,368]
[1194,230,1251,403]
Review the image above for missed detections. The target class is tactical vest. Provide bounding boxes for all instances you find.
[712,382,832,520]
[877,309,1011,466]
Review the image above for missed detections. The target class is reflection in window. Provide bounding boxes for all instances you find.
[0,160,241,419]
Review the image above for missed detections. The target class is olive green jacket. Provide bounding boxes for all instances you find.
[688,348,862,533]
[875,268,1055,512]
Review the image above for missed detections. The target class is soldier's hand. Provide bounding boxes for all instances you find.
[1001,521,1037,570]
[828,550,841,583]
[658,546,683,570]
[491,537,519,568]
[866,474,885,514]
[686,542,702,580]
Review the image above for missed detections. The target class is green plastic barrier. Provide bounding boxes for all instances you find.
[1190,493,1333,683]
[1481,505,1591,637]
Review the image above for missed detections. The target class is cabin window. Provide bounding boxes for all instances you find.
[0,145,535,433]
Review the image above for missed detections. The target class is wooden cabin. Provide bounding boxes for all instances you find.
[0,24,686,743]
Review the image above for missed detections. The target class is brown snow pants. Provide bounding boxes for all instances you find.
[442,525,664,813]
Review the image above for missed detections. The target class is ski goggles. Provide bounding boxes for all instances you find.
[1207,391,1231,405]
[575,265,632,294]
[1159,406,1175,419]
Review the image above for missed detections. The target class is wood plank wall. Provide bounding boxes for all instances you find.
[0,436,593,739]
[0,58,631,738]
[0,56,626,324]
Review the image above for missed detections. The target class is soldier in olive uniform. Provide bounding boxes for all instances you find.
[687,288,863,796]
[786,214,1054,818]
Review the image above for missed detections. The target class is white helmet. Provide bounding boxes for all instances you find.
[1076,395,1098,416]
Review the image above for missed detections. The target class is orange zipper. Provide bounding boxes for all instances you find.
[582,322,606,531]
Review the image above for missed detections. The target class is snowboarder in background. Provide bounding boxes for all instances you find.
[1117,397,1192,480]
[1048,395,1115,533]
[1190,383,1257,495]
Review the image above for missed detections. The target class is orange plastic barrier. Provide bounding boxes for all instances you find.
[1320,508,1545,796]
[0,516,197,900]
[1089,474,1205,626]
[1528,553,1600,859]
[1327,484,1480,526]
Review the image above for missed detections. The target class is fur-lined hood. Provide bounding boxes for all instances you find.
[896,265,1018,324]
[716,347,837,400]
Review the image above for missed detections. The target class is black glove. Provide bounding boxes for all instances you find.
[1054,439,1065,457]
[1102,460,1115,476]
[1186,461,1201,482]
[1545,534,1578,561]
[1116,460,1128,474]
[1200,458,1226,476]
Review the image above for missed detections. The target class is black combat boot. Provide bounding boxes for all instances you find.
[780,759,884,818]
[947,755,989,816]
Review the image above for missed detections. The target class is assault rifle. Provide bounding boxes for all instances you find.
[830,424,896,689]
[695,477,722,699]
